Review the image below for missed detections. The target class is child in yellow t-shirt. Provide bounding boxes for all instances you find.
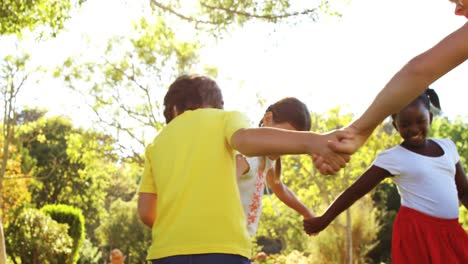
[138,74,350,264]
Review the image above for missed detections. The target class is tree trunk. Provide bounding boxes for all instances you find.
[0,126,10,264]
[0,220,5,264]
[346,208,352,264]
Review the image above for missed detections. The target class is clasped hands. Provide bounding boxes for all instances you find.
[313,124,368,175]
[303,125,369,235]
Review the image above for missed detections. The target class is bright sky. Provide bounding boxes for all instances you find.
[4,0,468,129]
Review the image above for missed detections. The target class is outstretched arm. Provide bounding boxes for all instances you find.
[303,166,390,234]
[455,162,468,208]
[329,22,468,155]
[231,127,351,173]
[266,169,314,219]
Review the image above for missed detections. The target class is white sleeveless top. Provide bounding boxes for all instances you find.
[237,156,275,236]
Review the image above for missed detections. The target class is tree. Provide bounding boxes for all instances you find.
[56,16,199,163]
[55,0,347,163]
[0,50,35,264]
[0,134,32,225]
[96,198,152,263]
[17,115,118,242]
[0,0,83,37]
[149,0,342,33]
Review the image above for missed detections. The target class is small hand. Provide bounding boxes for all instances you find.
[303,210,315,221]
[303,216,329,235]
[312,130,352,175]
[328,124,371,155]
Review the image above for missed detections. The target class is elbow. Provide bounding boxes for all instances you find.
[137,195,157,228]
[138,210,155,228]
[405,56,429,79]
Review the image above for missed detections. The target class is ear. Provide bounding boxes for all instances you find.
[172,105,180,117]
[262,111,274,127]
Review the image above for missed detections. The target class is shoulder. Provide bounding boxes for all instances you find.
[432,138,457,151]
[223,110,251,131]
[431,138,460,162]
[372,145,405,174]
[376,145,402,159]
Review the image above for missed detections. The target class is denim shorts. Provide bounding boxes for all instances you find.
[152,253,251,264]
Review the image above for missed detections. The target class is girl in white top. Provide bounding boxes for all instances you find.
[304,89,468,263]
[236,97,314,236]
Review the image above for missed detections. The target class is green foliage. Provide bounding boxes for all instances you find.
[0,132,32,225]
[306,197,379,264]
[96,198,152,263]
[367,181,399,263]
[0,0,82,37]
[430,116,468,228]
[5,208,73,263]
[56,16,201,162]
[78,239,102,264]
[259,250,311,264]
[41,204,85,264]
[17,115,117,242]
[149,0,344,33]
[256,108,400,261]
[54,0,348,162]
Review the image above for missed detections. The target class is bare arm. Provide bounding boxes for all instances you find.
[266,169,314,219]
[231,127,351,172]
[236,154,250,180]
[330,22,468,155]
[454,162,468,208]
[138,193,157,228]
[303,166,390,234]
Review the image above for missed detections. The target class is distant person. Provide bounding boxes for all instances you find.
[315,1,468,174]
[110,249,125,264]
[237,97,314,237]
[137,74,350,264]
[304,89,468,263]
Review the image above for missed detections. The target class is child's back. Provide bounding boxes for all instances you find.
[140,108,251,259]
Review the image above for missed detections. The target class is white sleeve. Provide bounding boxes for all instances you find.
[443,138,460,164]
[372,149,401,175]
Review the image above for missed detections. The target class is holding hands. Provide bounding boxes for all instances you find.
[302,216,330,235]
[313,124,373,175]
[312,129,355,174]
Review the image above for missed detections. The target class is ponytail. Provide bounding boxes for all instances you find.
[425,88,441,110]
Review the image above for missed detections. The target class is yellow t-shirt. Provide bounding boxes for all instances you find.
[139,108,252,260]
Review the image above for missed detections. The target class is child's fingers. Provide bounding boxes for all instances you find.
[328,139,354,154]
[336,129,354,141]
[324,153,347,171]
[313,155,336,175]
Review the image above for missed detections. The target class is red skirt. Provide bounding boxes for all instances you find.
[392,206,468,264]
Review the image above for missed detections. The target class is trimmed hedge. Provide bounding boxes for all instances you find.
[42,204,85,264]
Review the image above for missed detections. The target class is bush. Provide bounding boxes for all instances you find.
[6,208,73,263]
[41,204,85,264]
